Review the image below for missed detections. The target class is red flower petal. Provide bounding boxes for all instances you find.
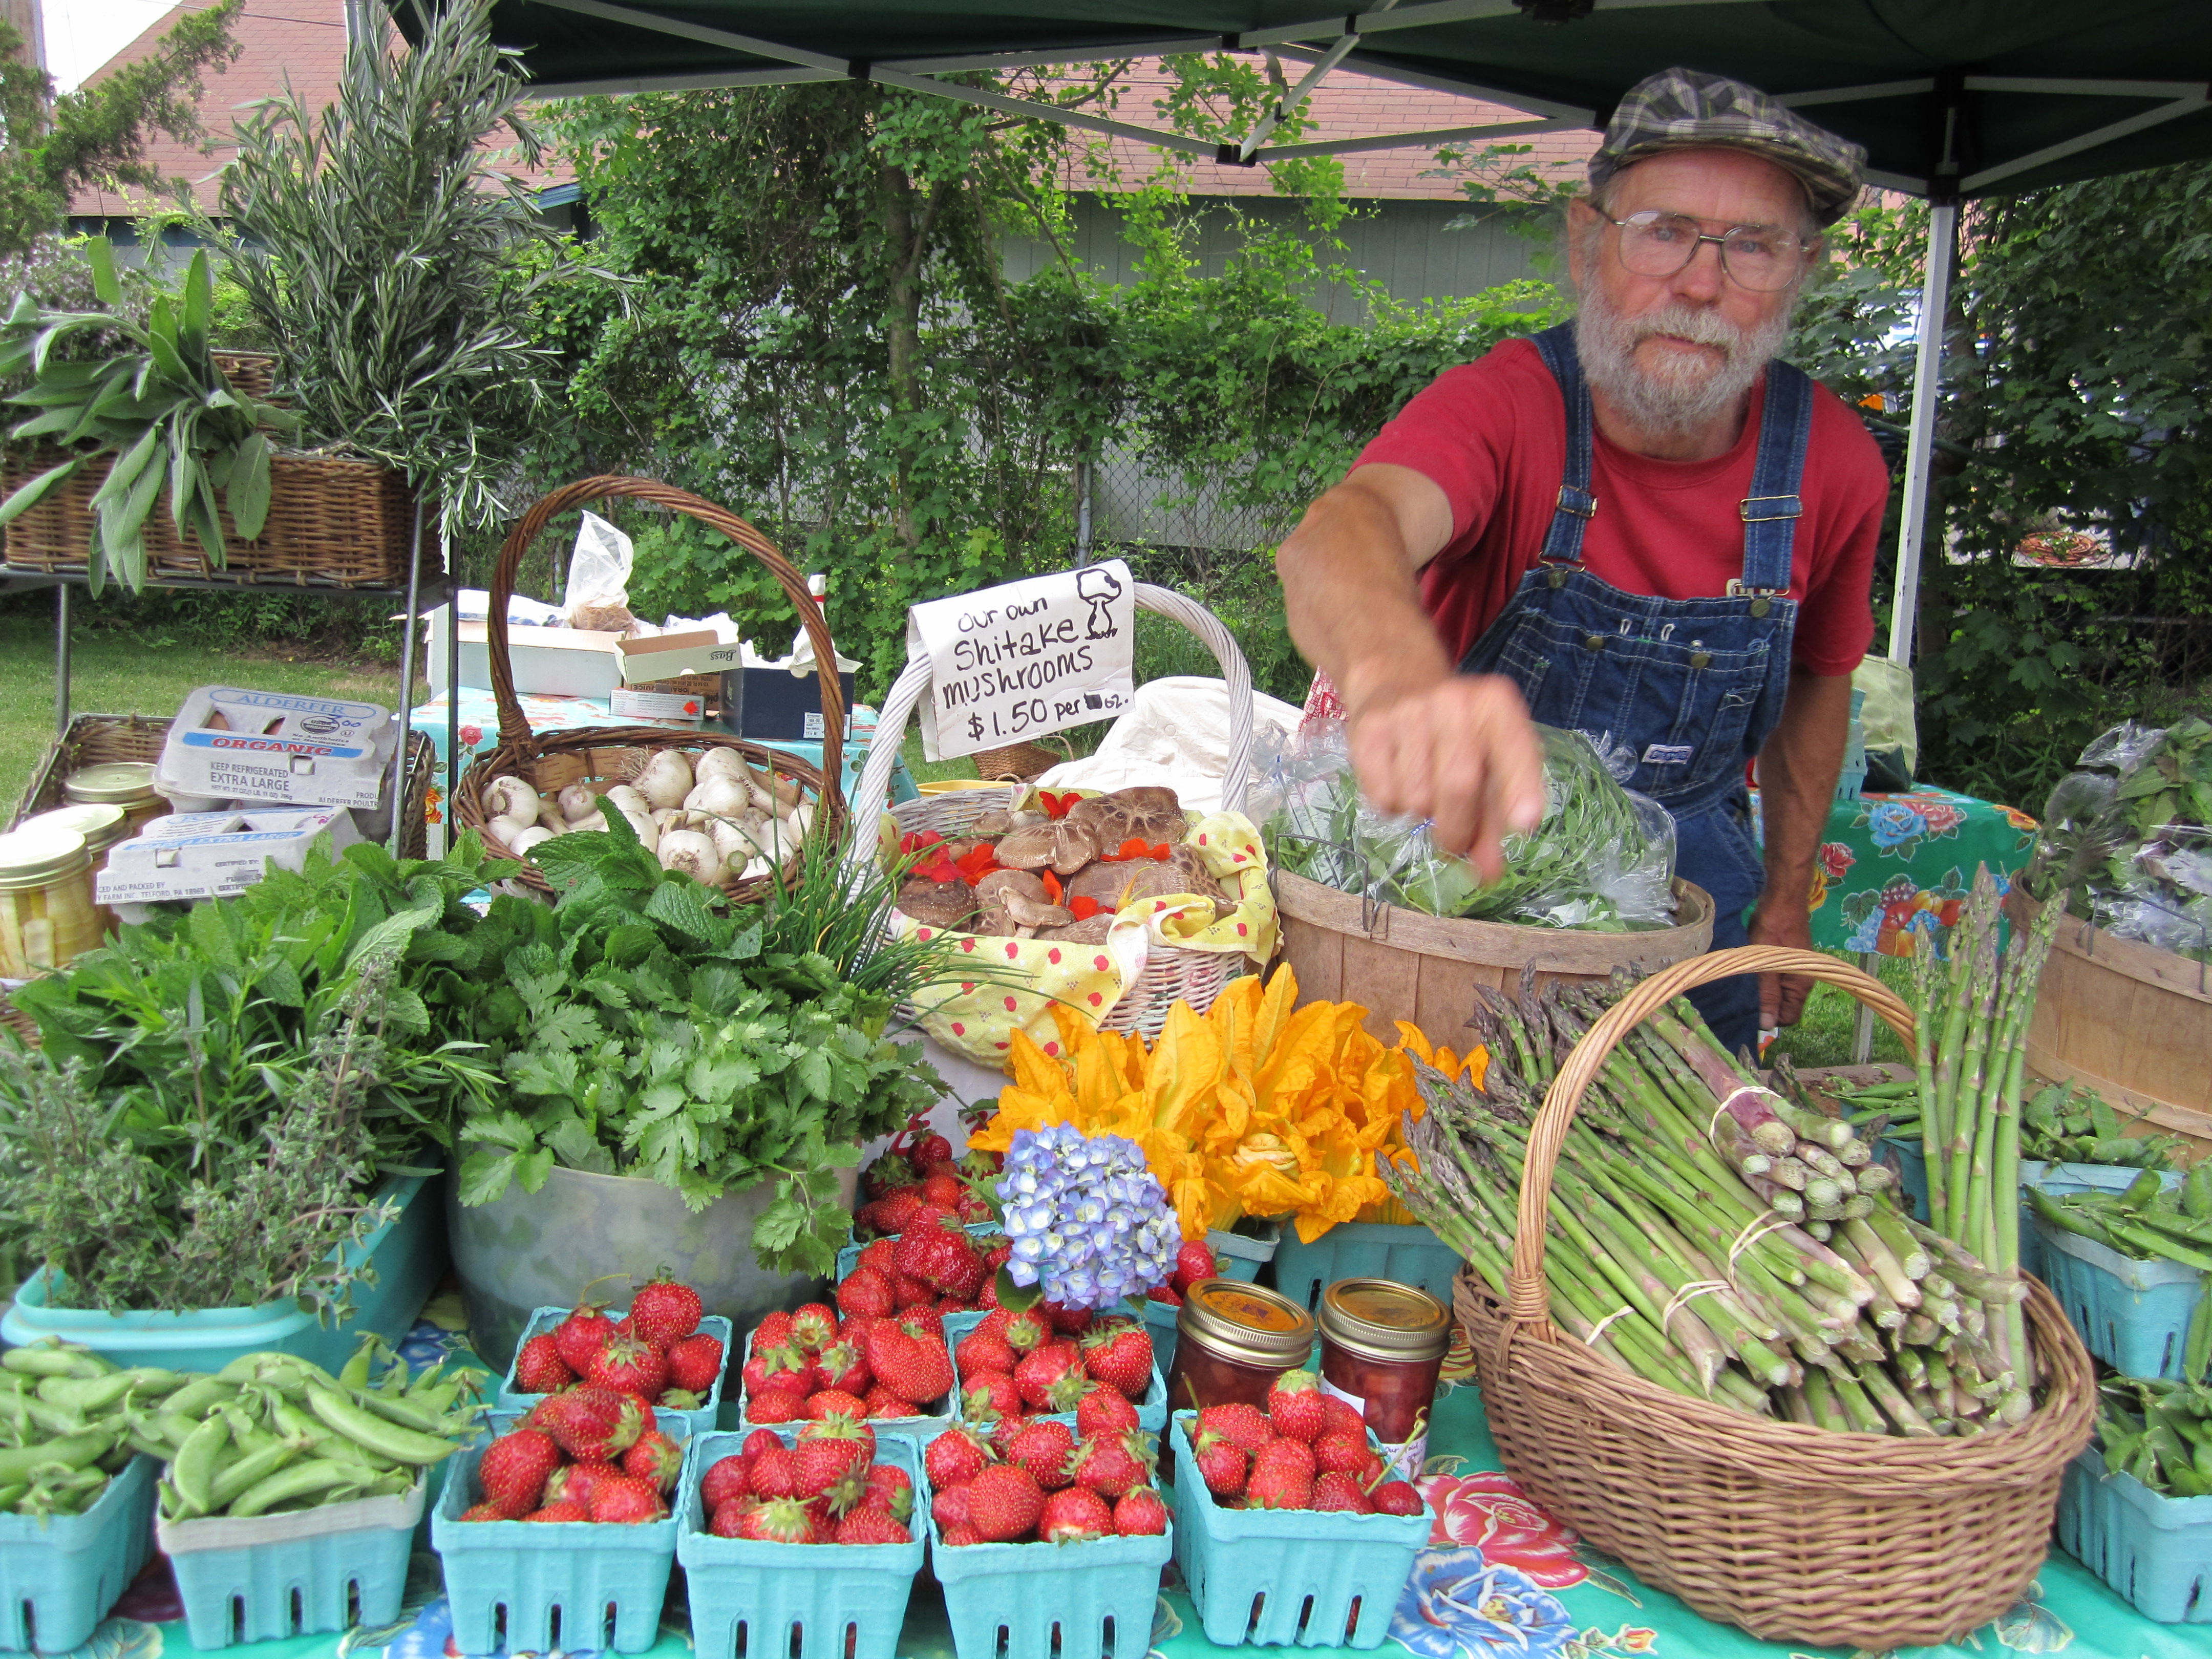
[1040,870,1064,905]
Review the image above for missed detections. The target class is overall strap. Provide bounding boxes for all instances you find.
[1531,323,1597,568]
[1736,359,1816,597]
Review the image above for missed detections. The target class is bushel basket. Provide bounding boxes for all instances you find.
[455,478,845,902]
[1455,947,2096,1651]
[846,584,1261,1043]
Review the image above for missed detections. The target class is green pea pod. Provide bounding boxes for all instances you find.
[226,1458,364,1518]
[2188,1279,2212,1384]
[303,1387,457,1466]
[2186,1163,2212,1222]
[95,1441,134,1475]
[0,1372,32,1395]
[125,1424,181,1462]
[219,1403,279,1458]
[0,1483,25,1513]
[2173,1464,2212,1497]
[161,1378,239,1419]
[0,1431,110,1486]
[359,1391,447,1434]
[2111,1220,2212,1272]
[38,1373,140,1415]
[209,1439,305,1511]
[337,1337,379,1394]
[2,1342,113,1381]
[169,1414,230,1517]
[2122,1167,2167,1209]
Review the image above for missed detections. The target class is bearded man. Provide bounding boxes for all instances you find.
[1277,69,1887,1056]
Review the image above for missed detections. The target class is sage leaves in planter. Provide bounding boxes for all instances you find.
[0,241,295,593]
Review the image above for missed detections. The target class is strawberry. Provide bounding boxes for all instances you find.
[1039,1485,1114,1543]
[986,1413,1029,1458]
[1076,1387,1140,1439]
[891,1274,936,1311]
[925,1426,994,1490]
[522,1501,589,1522]
[658,1388,704,1412]
[1079,1321,1153,1400]
[1266,1369,1328,1444]
[1000,1308,1050,1354]
[920,1170,965,1209]
[937,1295,974,1319]
[868,1188,927,1238]
[1072,1431,1151,1500]
[628,1270,705,1352]
[477,1428,562,1518]
[754,1310,797,1350]
[666,1332,725,1396]
[1013,1344,1087,1413]
[1313,1471,1375,1513]
[589,1473,670,1524]
[836,1268,896,1319]
[835,1509,912,1545]
[742,1339,815,1397]
[794,1418,876,1495]
[803,1389,872,1422]
[955,1327,1017,1377]
[1319,1396,1367,1440]
[1145,1285,1181,1306]
[709,1497,760,1538]
[459,1501,508,1522]
[589,1334,669,1399]
[911,1132,953,1171]
[534,1387,643,1462]
[1006,1419,1077,1490]
[961,1372,1024,1423]
[862,1319,953,1407]
[1113,1485,1169,1536]
[553,1302,619,1374]
[980,1238,1013,1274]
[939,1522,984,1547]
[737,1496,819,1543]
[860,1462,914,1523]
[1171,1239,1217,1293]
[741,1428,784,1462]
[1315,1432,1381,1481]
[1247,1441,1316,1510]
[864,1386,917,1419]
[815,1339,871,1398]
[1196,1401,1274,1456]
[972,1274,1003,1312]
[750,1443,802,1500]
[932,1484,973,1529]
[900,1307,946,1339]
[1042,1301,1094,1337]
[1190,1427,1249,1499]
[514,1333,575,1395]
[700,1454,751,1512]
[966,1464,1045,1543]
[791,1302,838,1353]
[622,1429,685,1494]
[858,1238,899,1277]
[1372,1481,1425,1517]
[745,1387,807,1424]
[544,1459,619,1509]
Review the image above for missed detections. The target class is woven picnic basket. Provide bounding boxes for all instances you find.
[455,478,843,902]
[847,584,1256,1039]
[1454,946,2096,1650]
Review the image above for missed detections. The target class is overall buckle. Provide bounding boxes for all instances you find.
[1739,494,1802,522]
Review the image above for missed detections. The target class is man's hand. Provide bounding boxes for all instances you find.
[1748,897,1816,1027]
[1345,675,1548,882]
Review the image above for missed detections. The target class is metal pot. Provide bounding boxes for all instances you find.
[446,1162,852,1370]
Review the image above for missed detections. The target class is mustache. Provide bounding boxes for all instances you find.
[1617,303,1749,358]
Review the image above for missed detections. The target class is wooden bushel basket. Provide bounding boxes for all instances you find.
[1455,946,2096,1651]
[455,478,844,902]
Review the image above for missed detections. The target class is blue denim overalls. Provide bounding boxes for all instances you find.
[1457,322,1814,1056]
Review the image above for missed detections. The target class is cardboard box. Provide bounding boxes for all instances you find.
[608,687,707,724]
[156,688,396,810]
[424,604,626,699]
[97,810,360,904]
[614,629,738,684]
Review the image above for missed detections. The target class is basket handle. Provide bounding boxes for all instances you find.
[846,581,1255,846]
[1506,946,1918,1330]
[484,478,843,804]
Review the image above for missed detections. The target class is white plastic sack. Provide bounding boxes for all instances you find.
[562,511,633,627]
[1033,676,1301,816]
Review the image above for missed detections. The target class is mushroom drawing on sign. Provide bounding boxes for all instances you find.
[1075,564,1123,641]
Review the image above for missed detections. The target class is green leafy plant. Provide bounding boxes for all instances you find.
[0,241,294,592]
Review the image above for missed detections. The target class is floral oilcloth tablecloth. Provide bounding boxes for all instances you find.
[76,1314,2194,1659]
[1750,782,2041,956]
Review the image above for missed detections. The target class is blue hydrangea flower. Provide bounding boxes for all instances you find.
[994,1124,1182,1310]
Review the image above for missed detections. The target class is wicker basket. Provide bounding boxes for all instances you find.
[1455,946,2096,1650]
[1,442,426,588]
[211,351,281,402]
[970,740,1060,782]
[847,585,1257,1041]
[455,478,844,903]
[12,713,435,860]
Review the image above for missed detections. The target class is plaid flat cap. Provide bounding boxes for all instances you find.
[1591,67,1867,226]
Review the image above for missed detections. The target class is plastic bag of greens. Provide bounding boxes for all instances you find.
[2078,719,2167,774]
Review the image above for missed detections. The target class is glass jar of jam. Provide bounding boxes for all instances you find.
[0,826,100,977]
[20,804,130,934]
[1166,1279,1316,1415]
[1317,1278,1451,1452]
[63,762,164,833]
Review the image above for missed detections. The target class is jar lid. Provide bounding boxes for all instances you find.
[1318,1278,1451,1363]
[19,803,128,855]
[0,826,89,888]
[63,762,159,805]
[1177,1279,1316,1369]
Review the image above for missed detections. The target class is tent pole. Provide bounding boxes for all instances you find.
[1886,199,1958,666]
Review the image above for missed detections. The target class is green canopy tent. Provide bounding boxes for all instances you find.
[451,0,2212,665]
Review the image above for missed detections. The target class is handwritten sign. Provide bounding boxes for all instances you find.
[908,561,1136,762]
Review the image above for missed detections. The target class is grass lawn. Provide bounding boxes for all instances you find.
[0,613,399,818]
[1764,949,1917,1070]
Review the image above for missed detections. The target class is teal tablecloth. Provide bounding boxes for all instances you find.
[1751,782,2041,957]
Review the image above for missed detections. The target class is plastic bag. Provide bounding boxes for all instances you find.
[562,511,634,632]
[1853,655,1917,788]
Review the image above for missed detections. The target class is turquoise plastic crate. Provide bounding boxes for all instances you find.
[678,1429,926,1659]
[158,1479,424,1649]
[2058,1444,2212,1622]
[926,1496,1171,1659]
[432,1408,688,1654]
[1269,1223,1462,1312]
[0,1171,443,1375]
[734,1327,953,1445]
[1166,1416,1428,1649]
[944,1311,1166,1434]
[1208,1226,1276,1284]
[2032,1215,2205,1378]
[498,1306,733,1437]
[835,1221,1001,1284]
[1143,1298,1180,1369]
[1880,1137,2182,1281]
[0,1453,155,1652]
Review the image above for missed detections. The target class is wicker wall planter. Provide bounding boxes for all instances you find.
[1,442,428,589]
[1455,946,2097,1651]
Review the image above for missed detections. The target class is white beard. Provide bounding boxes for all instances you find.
[1574,279,1793,442]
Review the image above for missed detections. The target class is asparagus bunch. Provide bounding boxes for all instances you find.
[1385,976,2035,1435]
[1836,1076,2184,1174]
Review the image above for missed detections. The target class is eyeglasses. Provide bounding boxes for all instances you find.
[1600,209,1812,293]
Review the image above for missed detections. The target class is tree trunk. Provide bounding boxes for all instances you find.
[878,158,950,552]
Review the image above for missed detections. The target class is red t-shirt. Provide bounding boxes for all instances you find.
[1352,336,1890,676]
